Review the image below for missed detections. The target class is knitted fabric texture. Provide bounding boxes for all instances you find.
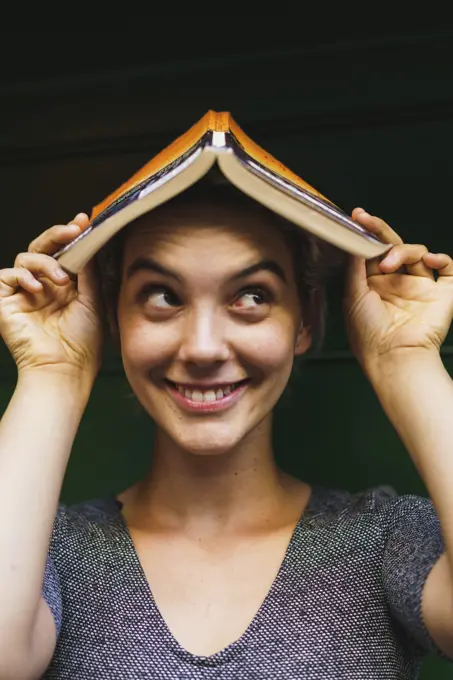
[41,486,451,679]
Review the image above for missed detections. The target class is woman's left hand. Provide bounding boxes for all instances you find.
[344,208,453,375]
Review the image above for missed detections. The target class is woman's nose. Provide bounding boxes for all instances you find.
[178,310,230,366]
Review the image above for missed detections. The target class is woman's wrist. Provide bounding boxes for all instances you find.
[16,367,94,415]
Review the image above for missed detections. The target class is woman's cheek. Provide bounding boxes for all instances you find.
[120,320,179,372]
[239,322,296,372]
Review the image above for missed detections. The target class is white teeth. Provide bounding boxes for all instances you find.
[173,382,243,402]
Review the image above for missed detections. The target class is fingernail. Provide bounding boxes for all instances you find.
[67,223,81,231]
[56,269,69,279]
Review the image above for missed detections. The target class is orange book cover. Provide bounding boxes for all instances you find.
[55,110,389,273]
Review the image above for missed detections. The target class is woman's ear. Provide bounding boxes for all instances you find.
[294,321,312,356]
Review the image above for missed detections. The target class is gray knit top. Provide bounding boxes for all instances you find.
[41,485,452,679]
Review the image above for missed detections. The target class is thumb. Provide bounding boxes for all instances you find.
[77,257,103,318]
[343,254,369,304]
[69,213,102,309]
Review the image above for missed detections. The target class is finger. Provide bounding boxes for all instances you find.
[352,208,404,246]
[424,253,453,279]
[352,209,404,277]
[0,267,43,297]
[72,213,90,227]
[28,213,89,255]
[29,223,81,255]
[379,244,433,279]
[14,252,71,286]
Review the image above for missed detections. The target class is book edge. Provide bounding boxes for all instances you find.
[217,151,390,259]
[55,111,391,273]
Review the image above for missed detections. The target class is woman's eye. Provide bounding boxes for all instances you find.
[234,288,271,309]
[140,286,180,309]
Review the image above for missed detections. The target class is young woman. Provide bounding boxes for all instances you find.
[1,182,453,679]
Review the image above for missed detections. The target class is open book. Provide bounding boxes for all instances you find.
[55,110,390,274]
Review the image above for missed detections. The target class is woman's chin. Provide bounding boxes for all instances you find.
[169,422,250,457]
[177,436,242,458]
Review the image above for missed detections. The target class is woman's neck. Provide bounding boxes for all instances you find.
[119,417,309,537]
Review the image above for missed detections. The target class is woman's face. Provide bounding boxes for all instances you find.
[117,202,311,455]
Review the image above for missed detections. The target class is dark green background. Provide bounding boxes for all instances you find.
[1,28,453,677]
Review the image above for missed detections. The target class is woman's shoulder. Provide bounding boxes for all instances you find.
[310,483,394,510]
[309,483,433,522]
[304,485,440,558]
[50,494,122,547]
[45,495,128,610]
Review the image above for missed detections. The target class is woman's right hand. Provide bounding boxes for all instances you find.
[0,214,104,387]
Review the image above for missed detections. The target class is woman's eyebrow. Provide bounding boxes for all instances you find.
[126,257,182,282]
[230,260,287,284]
[125,257,287,284]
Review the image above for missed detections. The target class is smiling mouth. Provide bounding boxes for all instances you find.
[165,379,250,403]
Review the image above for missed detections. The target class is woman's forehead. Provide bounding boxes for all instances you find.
[123,202,291,261]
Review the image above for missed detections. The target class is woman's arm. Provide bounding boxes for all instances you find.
[0,373,89,680]
[343,207,453,657]
[368,351,453,657]
[0,214,102,679]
